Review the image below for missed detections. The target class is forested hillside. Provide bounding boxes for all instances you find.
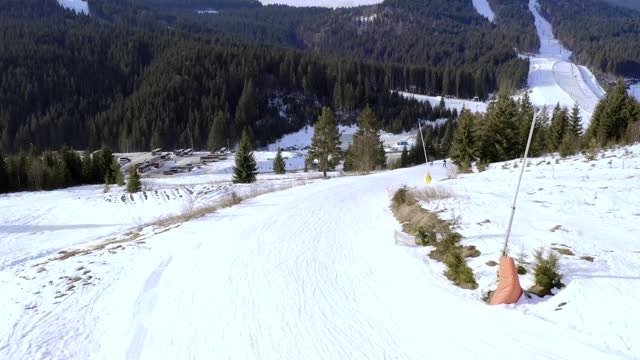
[488,0,539,53]
[0,0,532,154]
[90,0,531,98]
[539,0,640,78]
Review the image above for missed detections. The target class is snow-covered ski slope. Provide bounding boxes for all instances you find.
[398,92,488,113]
[2,143,640,358]
[259,0,382,7]
[472,0,495,22]
[527,0,605,125]
[630,84,640,101]
[56,0,89,14]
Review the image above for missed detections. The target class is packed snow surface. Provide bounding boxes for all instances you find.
[259,0,382,7]
[472,0,495,22]
[2,142,640,358]
[398,92,488,113]
[56,0,89,14]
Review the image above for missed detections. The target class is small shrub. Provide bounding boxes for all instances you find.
[391,186,413,208]
[444,251,478,289]
[477,161,488,172]
[529,248,564,297]
[580,255,595,262]
[586,139,599,161]
[517,265,527,275]
[429,232,463,262]
[485,260,498,267]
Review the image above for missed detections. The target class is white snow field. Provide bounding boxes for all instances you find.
[472,0,495,22]
[527,0,606,125]
[629,84,640,101]
[0,170,321,271]
[259,0,382,7]
[2,142,640,359]
[56,0,89,14]
[398,92,488,114]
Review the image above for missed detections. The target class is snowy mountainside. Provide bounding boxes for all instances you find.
[526,0,605,125]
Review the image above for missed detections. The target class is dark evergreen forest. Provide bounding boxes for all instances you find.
[0,0,531,155]
[539,0,640,78]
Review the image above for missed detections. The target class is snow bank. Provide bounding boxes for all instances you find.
[472,0,495,22]
[56,0,89,14]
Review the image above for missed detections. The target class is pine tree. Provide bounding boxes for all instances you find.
[586,80,638,145]
[477,92,519,163]
[450,108,476,169]
[548,104,568,152]
[127,166,141,193]
[273,148,286,174]
[113,159,125,186]
[400,145,409,168]
[0,152,7,193]
[347,106,385,173]
[530,106,550,157]
[568,103,583,138]
[518,91,535,154]
[234,79,256,141]
[306,107,342,177]
[232,128,258,183]
[208,110,227,151]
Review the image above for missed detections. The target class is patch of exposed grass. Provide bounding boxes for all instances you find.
[486,260,498,267]
[413,185,456,203]
[580,256,595,262]
[553,247,575,256]
[390,186,477,290]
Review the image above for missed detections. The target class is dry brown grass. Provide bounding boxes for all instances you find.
[48,179,315,264]
[552,247,575,256]
[413,185,456,203]
[390,186,477,289]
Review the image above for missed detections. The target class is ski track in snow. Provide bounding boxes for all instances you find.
[526,0,605,125]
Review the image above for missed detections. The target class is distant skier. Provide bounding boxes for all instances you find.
[443,159,446,167]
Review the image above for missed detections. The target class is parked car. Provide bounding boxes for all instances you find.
[118,157,131,164]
